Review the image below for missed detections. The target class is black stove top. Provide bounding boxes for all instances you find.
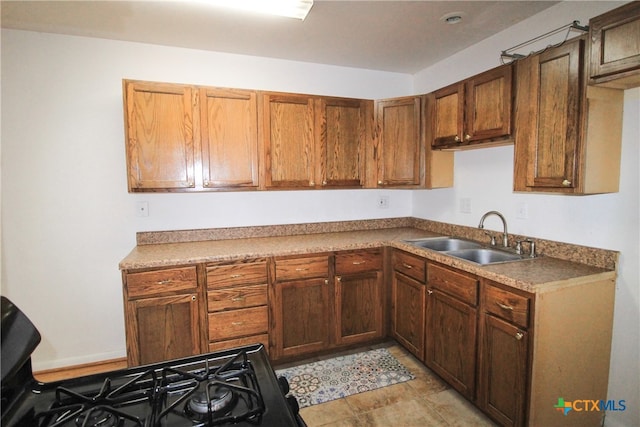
[1,297,304,427]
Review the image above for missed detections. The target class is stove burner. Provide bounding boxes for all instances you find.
[188,388,235,415]
[75,408,122,427]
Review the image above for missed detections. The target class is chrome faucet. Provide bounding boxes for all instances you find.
[478,211,509,248]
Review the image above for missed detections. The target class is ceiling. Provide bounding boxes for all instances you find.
[1,1,559,73]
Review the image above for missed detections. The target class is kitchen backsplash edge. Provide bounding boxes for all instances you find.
[135,217,618,271]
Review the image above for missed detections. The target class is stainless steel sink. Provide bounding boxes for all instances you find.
[445,248,526,265]
[404,237,483,251]
[404,237,533,265]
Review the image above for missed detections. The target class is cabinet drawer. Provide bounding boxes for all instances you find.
[208,306,268,341]
[207,261,267,289]
[207,284,268,312]
[126,266,197,298]
[393,251,426,283]
[335,249,382,275]
[484,284,530,328]
[275,256,328,281]
[428,263,478,306]
[208,334,270,353]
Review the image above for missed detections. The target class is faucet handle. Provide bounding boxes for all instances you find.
[525,238,536,258]
[483,230,497,246]
[515,240,523,255]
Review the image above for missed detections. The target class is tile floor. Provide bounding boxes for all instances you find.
[275,342,497,427]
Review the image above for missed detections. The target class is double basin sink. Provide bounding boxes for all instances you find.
[404,236,533,265]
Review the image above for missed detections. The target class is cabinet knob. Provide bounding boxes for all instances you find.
[515,332,524,340]
[454,135,460,142]
[336,276,342,282]
[427,289,433,295]
[464,134,471,141]
[322,180,327,185]
[378,180,383,185]
[562,179,572,187]
[191,295,196,301]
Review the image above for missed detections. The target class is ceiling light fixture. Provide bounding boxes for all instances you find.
[202,0,314,20]
[441,12,464,25]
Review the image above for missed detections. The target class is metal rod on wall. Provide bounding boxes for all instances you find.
[500,20,589,63]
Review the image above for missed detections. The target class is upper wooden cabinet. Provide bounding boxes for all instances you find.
[261,93,315,189]
[315,97,369,188]
[429,64,514,150]
[375,96,423,187]
[589,1,640,89]
[513,36,625,194]
[124,81,196,191]
[123,80,260,192]
[262,93,371,190]
[200,87,259,190]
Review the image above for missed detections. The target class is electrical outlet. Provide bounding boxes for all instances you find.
[460,198,472,214]
[516,202,529,219]
[136,201,149,217]
[377,196,389,209]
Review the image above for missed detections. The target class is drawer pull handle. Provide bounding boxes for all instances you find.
[295,267,309,271]
[232,321,244,326]
[157,280,173,285]
[229,274,243,278]
[515,332,524,340]
[352,261,366,265]
[402,263,413,269]
[496,302,514,311]
[231,296,245,302]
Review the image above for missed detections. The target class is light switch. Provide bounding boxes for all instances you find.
[136,201,149,217]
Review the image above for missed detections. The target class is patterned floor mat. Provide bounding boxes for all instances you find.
[275,348,415,408]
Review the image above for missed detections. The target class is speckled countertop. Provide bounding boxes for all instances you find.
[120,218,617,294]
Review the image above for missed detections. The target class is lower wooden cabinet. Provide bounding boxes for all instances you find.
[391,250,426,359]
[334,249,384,346]
[478,280,531,427]
[122,265,203,366]
[425,263,478,400]
[206,259,269,352]
[271,255,331,359]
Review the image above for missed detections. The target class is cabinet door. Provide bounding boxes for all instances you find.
[425,288,477,400]
[124,81,196,191]
[465,64,513,143]
[262,93,315,189]
[200,88,259,189]
[514,38,583,191]
[431,82,464,147]
[479,314,528,427]
[316,97,368,188]
[273,278,330,358]
[589,2,640,87]
[126,293,201,366]
[335,270,383,346]
[391,271,425,359]
[375,96,422,187]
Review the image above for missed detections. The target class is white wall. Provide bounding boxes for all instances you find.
[413,3,638,427]
[0,29,413,370]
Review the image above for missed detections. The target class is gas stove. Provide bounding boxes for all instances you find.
[1,297,305,427]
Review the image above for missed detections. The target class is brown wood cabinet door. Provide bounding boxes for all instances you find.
[335,270,383,346]
[375,96,422,187]
[465,64,513,143]
[126,293,201,366]
[200,88,259,189]
[273,278,330,358]
[391,271,425,360]
[124,81,196,191]
[425,288,477,400]
[514,38,583,191]
[431,82,464,147]
[316,97,368,188]
[589,2,640,86]
[479,314,528,427]
[262,93,315,189]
